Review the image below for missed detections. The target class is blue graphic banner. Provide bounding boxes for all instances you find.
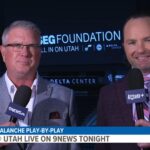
[0,127,150,135]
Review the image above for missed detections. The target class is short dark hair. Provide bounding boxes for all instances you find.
[122,11,150,42]
[123,11,150,30]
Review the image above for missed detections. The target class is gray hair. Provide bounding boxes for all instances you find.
[2,20,41,44]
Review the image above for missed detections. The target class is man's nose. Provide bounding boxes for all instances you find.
[137,42,145,53]
[20,45,31,56]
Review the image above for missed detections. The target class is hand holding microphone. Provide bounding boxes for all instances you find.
[135,120,150,149]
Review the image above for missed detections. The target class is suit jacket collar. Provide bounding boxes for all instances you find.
[33,76,53,108]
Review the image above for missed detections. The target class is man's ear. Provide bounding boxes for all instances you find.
[0,45,6,63]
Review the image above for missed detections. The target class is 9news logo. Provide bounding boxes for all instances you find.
[125,89,146,104]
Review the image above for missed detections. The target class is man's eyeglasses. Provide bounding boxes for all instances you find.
[3,43,41,52]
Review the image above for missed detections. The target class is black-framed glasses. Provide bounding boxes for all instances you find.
[3,43,41,52]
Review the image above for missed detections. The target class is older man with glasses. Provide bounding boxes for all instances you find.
[0,20,79,150]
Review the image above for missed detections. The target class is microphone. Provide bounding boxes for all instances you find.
[126,68,145,120]
[6,85,32,123]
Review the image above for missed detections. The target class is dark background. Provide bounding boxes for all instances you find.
[0,1,150,149]
[0,0,149,124]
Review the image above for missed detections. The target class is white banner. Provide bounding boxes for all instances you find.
[0,135,150,143]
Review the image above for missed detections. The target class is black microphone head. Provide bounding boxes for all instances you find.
[8,85,32,123]
[13,85,32,107]
[127,68,144,89]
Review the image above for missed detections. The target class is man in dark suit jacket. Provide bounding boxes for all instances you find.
[96,12,150,150]
[0,20,79,150]
[96,77,141,150]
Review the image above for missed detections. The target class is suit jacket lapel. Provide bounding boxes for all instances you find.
[118,77,135,126]
[33,77,53,108]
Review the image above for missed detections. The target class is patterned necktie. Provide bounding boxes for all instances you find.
[144,78,150,121]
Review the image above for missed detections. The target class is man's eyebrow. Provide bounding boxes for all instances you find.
[143,36,150,40]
